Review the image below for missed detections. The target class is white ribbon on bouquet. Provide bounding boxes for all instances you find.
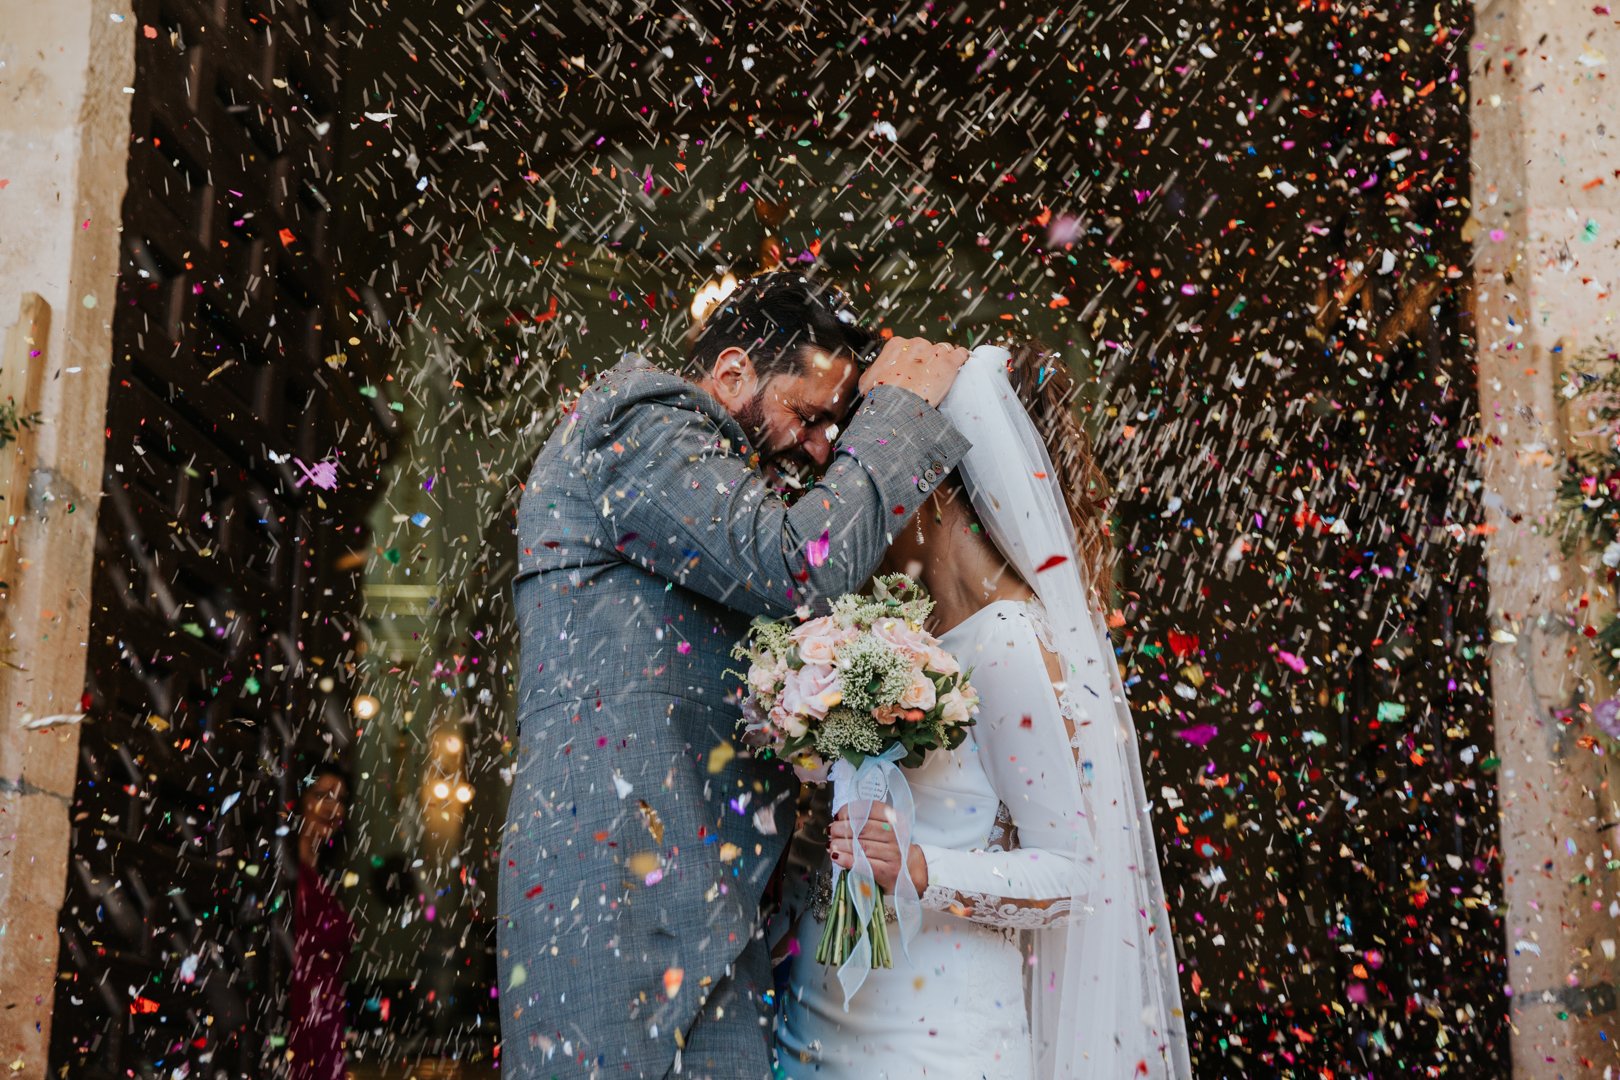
[827,744,919,1006]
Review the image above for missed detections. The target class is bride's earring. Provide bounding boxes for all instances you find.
[917,488,946,545]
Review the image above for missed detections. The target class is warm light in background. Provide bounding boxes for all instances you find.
[420,720,473,853]
[352,694,380,721]
[690,272,738,323]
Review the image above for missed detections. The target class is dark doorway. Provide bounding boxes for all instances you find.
[57,1,1505,1076]
[53,0,388,1075]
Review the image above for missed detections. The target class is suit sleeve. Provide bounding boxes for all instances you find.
[589,384,971,618]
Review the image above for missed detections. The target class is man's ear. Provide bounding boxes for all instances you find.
[709,346,760,410]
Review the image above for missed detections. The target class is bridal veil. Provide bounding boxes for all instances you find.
[938,345,1192,1080]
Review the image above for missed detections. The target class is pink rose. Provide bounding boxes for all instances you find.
[792,617,851,664]
[780,663,840,720]
[769,700,809,740]
[791,752,830,784]
[747,654,786,695]
[898,672,937,712]
[922,643,960,676]
[870,617,928,664]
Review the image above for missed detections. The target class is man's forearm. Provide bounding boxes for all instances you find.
[594,384,970,614]
[788,383,972,601]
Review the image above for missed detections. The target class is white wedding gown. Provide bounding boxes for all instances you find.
[777,598,1086,1079]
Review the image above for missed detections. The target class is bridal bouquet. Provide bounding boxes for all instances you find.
[733,574,978,976]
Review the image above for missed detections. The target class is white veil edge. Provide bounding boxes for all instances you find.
[941,345,1192,1080]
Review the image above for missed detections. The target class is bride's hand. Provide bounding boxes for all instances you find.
[829,804,929,894]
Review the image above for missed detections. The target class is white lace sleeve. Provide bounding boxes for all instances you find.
[917,605,1092,930]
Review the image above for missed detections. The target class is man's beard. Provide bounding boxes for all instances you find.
[735,389,812,493]
[734,390,769,453]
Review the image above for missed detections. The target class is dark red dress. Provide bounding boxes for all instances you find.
[290,872,352,1080]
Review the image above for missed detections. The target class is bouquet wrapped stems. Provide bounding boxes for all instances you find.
[815,872,892,969]
[731,573,980,995]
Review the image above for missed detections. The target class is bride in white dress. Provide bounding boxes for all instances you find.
[775,343,1192,1079]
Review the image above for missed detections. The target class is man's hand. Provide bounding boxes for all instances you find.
[830,803,929,895]
[857,336,970,408]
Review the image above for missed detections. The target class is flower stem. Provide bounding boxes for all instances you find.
[870,885,891,968]
[815,875,894,972]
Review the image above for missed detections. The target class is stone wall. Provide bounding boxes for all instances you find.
[1471,0,1620,1071]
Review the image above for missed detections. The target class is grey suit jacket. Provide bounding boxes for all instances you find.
[496,355,969,1077]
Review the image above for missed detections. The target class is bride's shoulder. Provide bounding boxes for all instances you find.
[990,596,1054,637]
[945,597,1050,648]
[947,599,1068,695]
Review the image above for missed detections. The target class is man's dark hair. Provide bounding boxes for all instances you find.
[687,271,878,382]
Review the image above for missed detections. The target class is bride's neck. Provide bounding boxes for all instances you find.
[919,511,1033,635]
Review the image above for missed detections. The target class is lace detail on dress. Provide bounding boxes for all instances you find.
[1057,693,1085,746]
[986,801,1019,853]
[1023,600,1086,753]
[920,884,1074,930]
[1024,598,1058,653]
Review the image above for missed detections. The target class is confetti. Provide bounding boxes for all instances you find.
[48,2,1519,1073]
[706,742,736,774]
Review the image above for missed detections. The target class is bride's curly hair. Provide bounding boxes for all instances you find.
[998,337,1116,606]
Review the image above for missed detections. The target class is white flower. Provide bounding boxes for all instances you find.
[939,690,971,728]
[898,673,937,711]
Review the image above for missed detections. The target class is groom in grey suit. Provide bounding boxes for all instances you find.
[497,272,971,1078]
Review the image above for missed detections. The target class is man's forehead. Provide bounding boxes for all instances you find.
[800,347,848,373]
[796,350,858,389]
